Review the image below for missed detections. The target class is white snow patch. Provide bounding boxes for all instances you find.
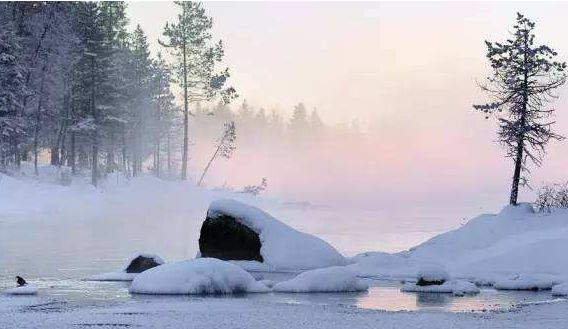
[401,280,479,296]
[129,258,270,295]
[552,283,568,296]
[273,266,368,293]
[2,285,38,296]
[207,199,346,270]
[493,275,557,291]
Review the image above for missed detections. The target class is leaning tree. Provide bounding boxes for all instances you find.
[474,13,567,205]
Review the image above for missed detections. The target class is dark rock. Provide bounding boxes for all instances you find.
[125,255,162,273]
[199,214,263,262]
[416,278,446,286]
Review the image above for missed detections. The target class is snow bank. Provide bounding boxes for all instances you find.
[401,280,479,296]
[85,253,165,282]
[493,275,557,291]
[552,283,568,296]
[2,285,38,296]
[206,199,346,270]
[273,266,368,293]
[351,203,568,282]
[129,258,270,295]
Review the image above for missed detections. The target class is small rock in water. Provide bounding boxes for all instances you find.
[126,255,163,273]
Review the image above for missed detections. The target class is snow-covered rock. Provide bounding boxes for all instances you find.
[493,275,556,291]
[552,283,568,296]
[416,265,449,285]
[86,253,165,282]
[200,199,346,270]
[401,280,479,296]
[273,266,368,293]
[3,285,38,296]
[129,258,270,295]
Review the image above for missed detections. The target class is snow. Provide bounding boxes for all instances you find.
[349,203,568,284]
[552,283,568,296]
[494,275,557,291]
[3,291,568,329]
[129,258,270,295]
[2,285,38,296]
[207,199,346,270]
[417,264,450,283]
[85,253,165,282]
[84,271,136,282]
[401,280,479,296]
[273,266,368,293]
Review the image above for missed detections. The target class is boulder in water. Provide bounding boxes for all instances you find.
[126,254,165,273]
[198,199,346,270]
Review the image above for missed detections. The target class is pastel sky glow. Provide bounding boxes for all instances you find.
[127,2,568,220]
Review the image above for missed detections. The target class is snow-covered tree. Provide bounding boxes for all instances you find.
[0,22,28,169]
[474,13,567,205]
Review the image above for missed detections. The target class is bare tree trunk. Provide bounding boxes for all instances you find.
[509,32,530,206]
[167,127,171,176]
[107,127,115,173]
[90,55,98,187]
[33,60,48,176]
[181,13,189,181]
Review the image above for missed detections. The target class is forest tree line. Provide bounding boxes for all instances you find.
[0,2,358,186]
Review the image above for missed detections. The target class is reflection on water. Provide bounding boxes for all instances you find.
[0,207,562,313]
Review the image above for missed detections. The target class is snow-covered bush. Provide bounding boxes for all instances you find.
[535,182,568,213]
[273,266,368,293]
[130,258,270,295]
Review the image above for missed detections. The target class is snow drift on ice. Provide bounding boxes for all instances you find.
[129,258,270,295]
[273,266,368,293]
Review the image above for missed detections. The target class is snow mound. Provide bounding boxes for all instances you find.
[206,199,346,270]
[273,266,368,293]
[401,280,479,296]
[493,275,556,291]
[129,258,270,295]
[552,283,568,296]
[85,253,165,282]
[351,204,568,282]
[3,285,38,296]
[417,264,450,283]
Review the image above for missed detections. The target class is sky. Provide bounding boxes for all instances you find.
[127,2,568,219]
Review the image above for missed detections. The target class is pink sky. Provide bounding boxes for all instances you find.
[128,2,568,217]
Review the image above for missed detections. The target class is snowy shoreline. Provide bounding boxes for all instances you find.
[2,170,568,327]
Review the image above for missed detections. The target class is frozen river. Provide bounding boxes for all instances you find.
[0,205,560,314]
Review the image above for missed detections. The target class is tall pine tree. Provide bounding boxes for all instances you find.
[474,13,567,205]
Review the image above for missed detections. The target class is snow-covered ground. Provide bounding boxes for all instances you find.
[2,165,568,328]
[1,292,568,329]
[350,203,568,287]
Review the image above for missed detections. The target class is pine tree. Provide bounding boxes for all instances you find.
[474,13,567,205]
[160,1,236,181]
[0,21,28,169]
